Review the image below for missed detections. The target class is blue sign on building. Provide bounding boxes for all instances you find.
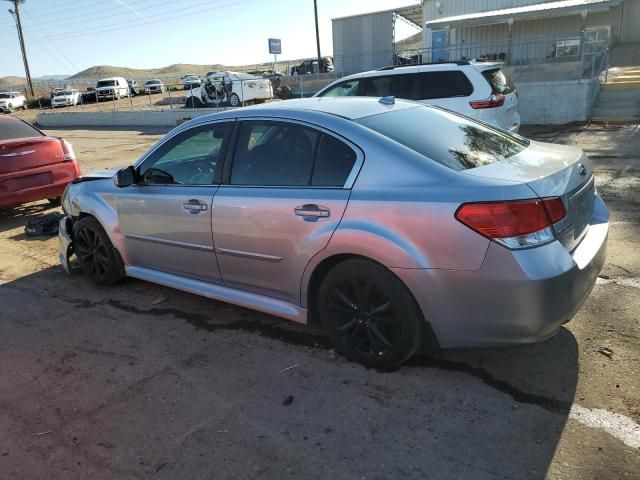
[268,38,282,55]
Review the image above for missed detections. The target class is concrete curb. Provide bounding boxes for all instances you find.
[36,108,227,128]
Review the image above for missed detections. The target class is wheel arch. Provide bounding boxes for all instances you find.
[302,252,440,352]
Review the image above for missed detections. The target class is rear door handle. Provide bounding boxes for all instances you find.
[182,199,208,214]
[294,204,330,218]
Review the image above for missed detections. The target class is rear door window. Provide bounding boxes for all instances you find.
[311,134,357,187]
[229,121,357,187]
[0,119,43,141]
[230,121,318,186]
[482,68,515,95]
[418,71,474,99]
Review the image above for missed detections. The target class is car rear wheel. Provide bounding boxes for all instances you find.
[318,258,424,369]
[22,103,28,110]
[73,216,125,285]
[229,93,240,107]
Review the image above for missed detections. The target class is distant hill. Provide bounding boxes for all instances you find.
[395,32,422,53]
[0,76,27,87]
[68,63,229,80]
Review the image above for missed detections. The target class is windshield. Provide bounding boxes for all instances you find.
[357,106,529,171]
[146,80,160,85]
[0,93,11,99]
[97,80,115,87]
[185,76,198,81]
[54,90,73,96]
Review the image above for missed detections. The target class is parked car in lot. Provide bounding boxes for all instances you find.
[0,91,27,112]
[58,97,607,368]
[291,56,334,75]
[145,79,166,94]
[183,75,201,90]
[51,89,80,107]
[184,71,272,107]
[0,116,79,209]
[80,87,97,104]
[314,61,520,132]
[95,77,129,101]
[127,79,139,96]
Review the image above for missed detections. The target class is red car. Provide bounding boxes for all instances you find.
[0,116,80,209]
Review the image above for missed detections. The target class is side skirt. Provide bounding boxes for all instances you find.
[125,265,308,324]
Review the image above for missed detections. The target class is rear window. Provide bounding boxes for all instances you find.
[0,119,43,141]
[357,106,528,171]
[482,68,515,95]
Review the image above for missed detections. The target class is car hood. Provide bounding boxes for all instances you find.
[72,168,117,183]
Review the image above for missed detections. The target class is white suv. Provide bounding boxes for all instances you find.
[314,61,520,132]
[0,91,27,113]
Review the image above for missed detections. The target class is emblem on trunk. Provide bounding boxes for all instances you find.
[578,163,587,176]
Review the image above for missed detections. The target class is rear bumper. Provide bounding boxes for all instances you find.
[394,194,608,349]
[0,162,79,209]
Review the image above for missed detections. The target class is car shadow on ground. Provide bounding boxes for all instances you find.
[0,264,578,479]
[0,201,61,235]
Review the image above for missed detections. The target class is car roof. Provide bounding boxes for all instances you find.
[336,60,503,81]
[207,97,420,122]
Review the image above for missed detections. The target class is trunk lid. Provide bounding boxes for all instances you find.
[463,140,596,252]
[0,137,65,175]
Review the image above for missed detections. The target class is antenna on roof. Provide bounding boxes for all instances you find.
[379,96,395,105]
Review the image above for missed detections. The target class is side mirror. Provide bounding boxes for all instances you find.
[114,165,136,187]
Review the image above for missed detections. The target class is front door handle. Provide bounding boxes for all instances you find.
[182,199,208,214]
[294,204,330,218]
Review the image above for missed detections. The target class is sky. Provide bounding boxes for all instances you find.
[0,0,421,77]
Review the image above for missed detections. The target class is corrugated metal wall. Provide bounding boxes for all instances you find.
[620,0,640,41]
[424,0,559,19]
[332,12,395,73]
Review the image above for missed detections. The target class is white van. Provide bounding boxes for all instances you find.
[314,61,520,132]
[95,77,130,101]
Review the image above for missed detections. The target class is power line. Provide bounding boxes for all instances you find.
[21,0,163,29]
[2,0,255,45]
[22,9,78,73]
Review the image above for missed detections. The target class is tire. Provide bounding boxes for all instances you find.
[6,104,13,113]
[22,103,28,110]
[253,99,266,105]
[73,216,125,285]
[188,96,203,108]
[318,258,424,369]
[229,93,240,107]
[47,197,61,206]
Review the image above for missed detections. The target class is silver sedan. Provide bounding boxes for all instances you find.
[58,97,608,368]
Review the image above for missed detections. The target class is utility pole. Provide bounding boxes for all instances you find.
[314,0,322,74]
[5,0,34,98]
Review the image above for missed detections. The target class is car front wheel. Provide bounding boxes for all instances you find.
[73,216,125,285]
[229,93,240,107]
[318,258,424,369]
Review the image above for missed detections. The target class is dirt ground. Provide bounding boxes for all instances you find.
[0,121,638,479]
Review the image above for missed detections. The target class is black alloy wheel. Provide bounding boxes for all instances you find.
[73,216,124,285]
[318,258,424,369]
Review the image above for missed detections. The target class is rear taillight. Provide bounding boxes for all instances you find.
[60,138,76,162]
[469,94,505,109]
[455,198,566,249]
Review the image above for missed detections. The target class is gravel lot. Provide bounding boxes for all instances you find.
[0,120,638,479]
